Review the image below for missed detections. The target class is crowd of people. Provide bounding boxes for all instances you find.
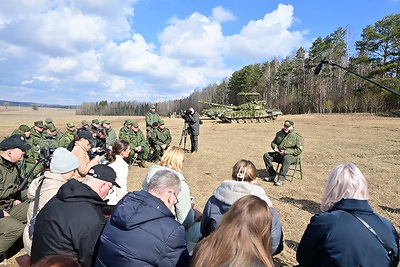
[0,110,399,266]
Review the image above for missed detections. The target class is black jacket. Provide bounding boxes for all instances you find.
[187,111,200,136]
[30,179,107,267]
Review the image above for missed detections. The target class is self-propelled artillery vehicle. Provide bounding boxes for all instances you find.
[198,92,282,123]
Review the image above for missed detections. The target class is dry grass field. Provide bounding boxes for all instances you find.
[0,106,399,266]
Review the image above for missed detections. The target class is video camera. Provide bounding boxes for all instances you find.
[181,109,191,121]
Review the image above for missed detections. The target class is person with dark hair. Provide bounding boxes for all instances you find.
[191,195,275,267]
[263,120,304,186]
[105,139,130,205]
[95,169,189,267]
[71,131,104,180]
[297,163,399,267]
[185,107,202,153]
[101,120,117,150]
[0,135,31,257]
[30,165,119,267]
[201,159,283,255]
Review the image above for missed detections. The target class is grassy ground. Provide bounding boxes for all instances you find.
[1,106,399,266]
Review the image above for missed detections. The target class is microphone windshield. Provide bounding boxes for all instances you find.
[314,62,323,75]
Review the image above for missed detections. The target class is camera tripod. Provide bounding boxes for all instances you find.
[179,121,190,152]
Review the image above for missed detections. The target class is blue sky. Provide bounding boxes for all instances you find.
[0,0,399,105]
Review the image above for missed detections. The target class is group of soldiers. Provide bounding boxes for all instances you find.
[8,105,173,182]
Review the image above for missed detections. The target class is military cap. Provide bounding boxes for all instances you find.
[125,119,133,125]
[92,119,100,124]
[131,121,139,128]
[66,122,75,127]
[34,121,44,128]
[46,123,57,131]
[102,119,111,124]
[150,105,156,109]
[0,134,31,151]
[19,124,30,132]
[152,122,158,127]
[82,120,89,125]
[159,120,165,125]
[45,118,53,124]
[284,120,294,127]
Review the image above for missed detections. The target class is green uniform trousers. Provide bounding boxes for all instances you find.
[0,202,28,254]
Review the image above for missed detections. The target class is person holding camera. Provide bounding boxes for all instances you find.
[0,134,31,257]
[185,107,202,153]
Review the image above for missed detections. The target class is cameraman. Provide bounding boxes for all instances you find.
[185,107,202,153]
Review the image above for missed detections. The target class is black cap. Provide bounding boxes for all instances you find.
[78,130,95,144]
[87,165,120,188]
[0,134,31,151]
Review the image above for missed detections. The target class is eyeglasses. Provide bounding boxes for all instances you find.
[106,184,114,194]
[168,191,179,204]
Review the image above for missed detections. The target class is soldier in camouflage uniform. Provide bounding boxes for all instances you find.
[102,119,117,149]
[119,120,133,142]
[25,121,44,179]
[129,122,149,168]
[58,122,77,148]
[145,105,161,135]
[44,118,53,126]
[39,123,60,150]
[149,120,172,162]
[78,120,90,133]
[0,135,31,255]
[12,125,31,139]
[263,120,304,186]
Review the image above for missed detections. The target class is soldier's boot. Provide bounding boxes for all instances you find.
[138,154,147,168]
[274,174,285,186]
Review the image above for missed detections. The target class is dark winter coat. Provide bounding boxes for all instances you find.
[297,198,399,267]
[200,180,284,255]
[95,190,189,267]
[187,112,200,136]
[30,179,107,267]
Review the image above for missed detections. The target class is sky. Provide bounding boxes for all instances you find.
[0,0,399,105]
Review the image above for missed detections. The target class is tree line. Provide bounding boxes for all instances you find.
[78,14,400,117]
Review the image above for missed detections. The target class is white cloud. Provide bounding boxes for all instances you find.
[225,4,310,60]
[211,6,236,23]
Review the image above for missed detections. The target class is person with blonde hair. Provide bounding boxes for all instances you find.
[297,163,399,267]
[191,195,275,267]
[201,159,283,255]
[142,146,202,243]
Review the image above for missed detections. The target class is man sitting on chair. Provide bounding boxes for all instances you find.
[263,120,304,186]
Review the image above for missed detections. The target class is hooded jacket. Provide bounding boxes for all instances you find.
[200,180,284,255]
[30,179,107,267]
[297,199,399,267]
[95,190,190,267]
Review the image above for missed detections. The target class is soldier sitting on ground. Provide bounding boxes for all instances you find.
[149,120,172,163]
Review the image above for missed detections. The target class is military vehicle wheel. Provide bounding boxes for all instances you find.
[237,118,245,123]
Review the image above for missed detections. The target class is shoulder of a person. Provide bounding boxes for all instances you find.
[310,209,347,225]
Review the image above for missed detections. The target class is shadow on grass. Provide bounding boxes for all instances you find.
[279,197,320,215]
[379,205,400,214]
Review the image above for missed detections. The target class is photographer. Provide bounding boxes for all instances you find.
[185,107,202,153]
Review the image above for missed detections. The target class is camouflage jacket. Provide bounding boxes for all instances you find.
[150,128,172,146]
[106,128,117,147]
[145,112,160,131]
[271,129,304,156]
[129,130,146,148]
[26,128,43,163]
[119,126,133,142]
[58,129,76,148]
[0,156,21,210]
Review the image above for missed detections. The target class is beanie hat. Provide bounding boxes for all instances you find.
[50,147,80,174]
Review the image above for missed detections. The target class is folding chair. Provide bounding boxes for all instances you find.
[276,156,303,182]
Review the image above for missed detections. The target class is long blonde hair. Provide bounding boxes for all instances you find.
[321,163,369,212]
[160,146,184,173]
[191,195,275,267]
